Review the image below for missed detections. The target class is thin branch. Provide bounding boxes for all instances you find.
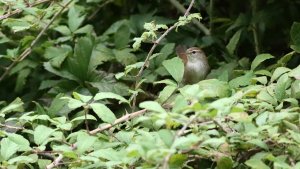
[161,114,198,169]
[89,109,147,135]
[0,123,24,130]
[132,0,196,109]
[0,0,73,82]
[213,119,233,134]
[46,144,77,169]
[168,0,210,35]
[0,0,53,21]
[87,0,114,21]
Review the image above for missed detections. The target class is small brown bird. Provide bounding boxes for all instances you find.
[176,46,210,84]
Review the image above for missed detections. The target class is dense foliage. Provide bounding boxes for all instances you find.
[1,0,300,168]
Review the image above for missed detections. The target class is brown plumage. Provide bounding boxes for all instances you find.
[176,46,210,84]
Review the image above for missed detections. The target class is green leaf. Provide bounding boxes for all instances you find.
[33,125,54,145]
[158,129,174,147]
[68,6,86,32]
[90,103,116,123]
[44,45,72,68]
[245,158,270,169]
[7,133,31,151]
[157,85,177,103]
[226,29,242,55]
[0,97,24,117]
[270,67,291,83]
[289,64,300,79]
[73,92,93,103]
[275,73,290,102]
[8,154,38,165]
[114,24,130,49]
[155,43,175,65]
[53,26,71,36]
[139,101,167,113]
[217,156,234,169]
[67,36,95,81]
[162,57,184,83]
[76,132,97,154]
[290,22,300,48]
[63,97,85,110]
[1,138,18,160]
[113,48,137,66]
[291,80,300,99]
[229,71,254,88]
[197,79,231,99]
[94,92,129,104]
[251,54,274,70]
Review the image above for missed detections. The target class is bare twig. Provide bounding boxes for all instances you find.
[0,0,53,20]
[46,144,77,169]
[213,119,233,134]
[168,0,210,35]
[132,0,196,109]
[161,114,198,169]
[0,0,73,82]
[0,123,24,130]
[89,109,147,135]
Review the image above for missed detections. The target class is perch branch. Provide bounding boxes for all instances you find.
[0,0,72,82]
[89,109,147,135]
[168,0,210,35]
[46,144,77,169]
[132,0,196,109]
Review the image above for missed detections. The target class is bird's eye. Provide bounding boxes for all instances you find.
[191,51,196,54]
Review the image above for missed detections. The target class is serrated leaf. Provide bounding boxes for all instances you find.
[1,138,19,160]
[275,73,290,101]
[0,97,24,117]
[162,57,184,83]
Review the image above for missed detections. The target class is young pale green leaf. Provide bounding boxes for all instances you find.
[139,101,167,114]
[270,67,291,83]
[90,103,116,123]
[33,125,54,145]
[0,138,19,160]
[226,29,242,55]
[62,97,85,110]
[289,64,300,79]
[245,158,270,169]
[251,54,274,70]
[94,92,129,104]
[7,133,31,151]
[162,57,184,83]
[76,132,97,154]
[73,92,93,103]
[291,80,300,99]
